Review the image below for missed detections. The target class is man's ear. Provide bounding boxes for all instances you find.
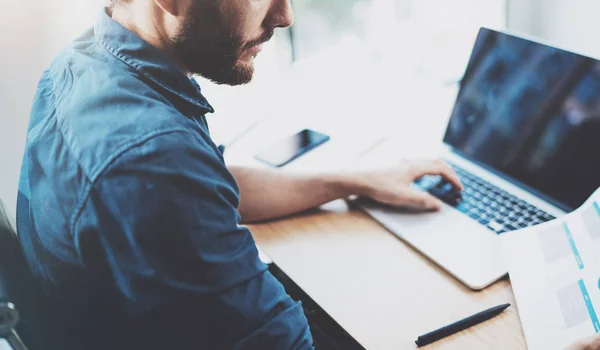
[154,0,183,16]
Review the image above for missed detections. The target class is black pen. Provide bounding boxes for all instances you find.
[415,303,510,347]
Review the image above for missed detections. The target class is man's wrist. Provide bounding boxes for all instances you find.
[323,172,370,199]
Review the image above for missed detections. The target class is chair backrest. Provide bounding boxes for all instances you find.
[0,198,15,232]
[0,198,30,319]
[0,198,48,350]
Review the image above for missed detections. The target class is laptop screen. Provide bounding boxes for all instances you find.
[444,27,600,211]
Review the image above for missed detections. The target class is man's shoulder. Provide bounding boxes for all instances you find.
[48,29,173,116]
[38,34,201,182]
[48,28,146,94]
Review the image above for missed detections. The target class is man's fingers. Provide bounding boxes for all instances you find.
[411,159,463,190]
[568,334,600,350]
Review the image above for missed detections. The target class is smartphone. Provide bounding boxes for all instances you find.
[254,129,330,167]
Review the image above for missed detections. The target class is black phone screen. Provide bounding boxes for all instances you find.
[254,129,330,167]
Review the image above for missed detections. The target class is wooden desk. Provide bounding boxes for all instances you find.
[249,200,526,349]
[217,42,527,349]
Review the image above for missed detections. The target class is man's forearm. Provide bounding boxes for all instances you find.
[229,166,365,223]
[229,159,463,223]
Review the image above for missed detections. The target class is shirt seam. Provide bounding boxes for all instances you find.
[68,128,189,244]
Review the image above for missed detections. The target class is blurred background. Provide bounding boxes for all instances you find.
[1,0,600,215]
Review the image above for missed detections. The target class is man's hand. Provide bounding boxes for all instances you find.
[569,335,600,350]
[352,159,463,210]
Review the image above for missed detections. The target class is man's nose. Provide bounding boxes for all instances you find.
[265,0,294,29]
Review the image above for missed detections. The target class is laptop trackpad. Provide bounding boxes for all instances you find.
[358,202,507,289]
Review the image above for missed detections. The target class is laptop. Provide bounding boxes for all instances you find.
[357,27,600,290]
[257,248,365,349]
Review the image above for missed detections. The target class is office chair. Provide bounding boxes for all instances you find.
[0,198,47,350]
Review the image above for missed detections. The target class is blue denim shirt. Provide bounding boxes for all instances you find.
[17,9,311,350]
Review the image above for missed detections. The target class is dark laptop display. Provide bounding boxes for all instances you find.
[444,28,600,211]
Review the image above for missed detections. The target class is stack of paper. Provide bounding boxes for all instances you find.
[503,187,600,349]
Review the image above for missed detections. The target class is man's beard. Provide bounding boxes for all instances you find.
[173,2,270,86]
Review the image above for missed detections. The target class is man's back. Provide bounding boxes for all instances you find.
[17,10,311,350]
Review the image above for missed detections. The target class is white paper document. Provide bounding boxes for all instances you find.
[503,187,600,349]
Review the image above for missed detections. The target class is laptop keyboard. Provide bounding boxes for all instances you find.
[415,162,556,234]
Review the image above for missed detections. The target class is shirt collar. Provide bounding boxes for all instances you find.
[94,8,214,114]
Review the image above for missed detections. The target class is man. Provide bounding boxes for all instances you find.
[17,1,461,348]
[15,0,597,349]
